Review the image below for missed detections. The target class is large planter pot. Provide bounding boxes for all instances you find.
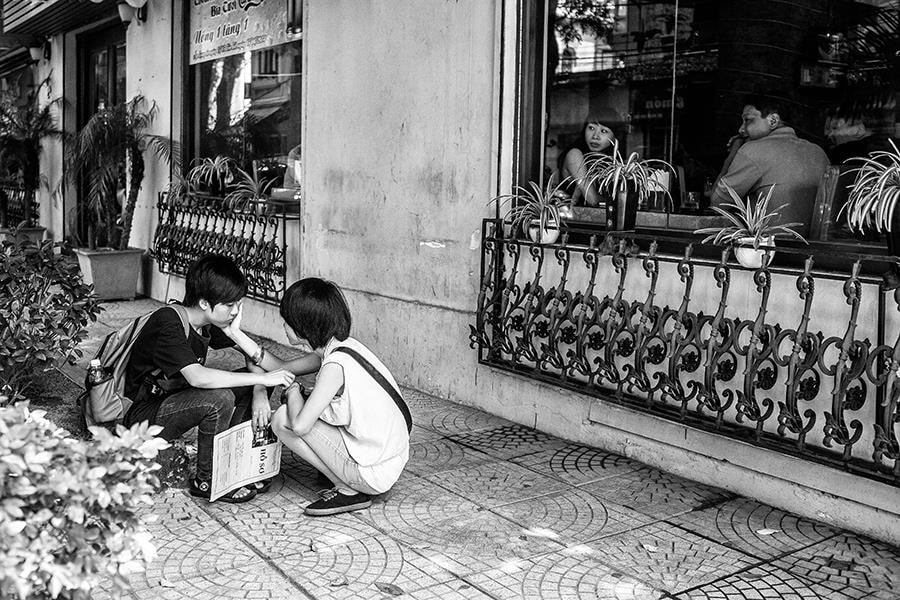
[734,236,775,269]
[0,226,45,245]
[527,219,561,244]
[75,247,144,300]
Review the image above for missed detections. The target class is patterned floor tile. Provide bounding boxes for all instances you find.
[772,533,900,598]
[426,460,570,508]
[465,547,665,599]
[405,438,496,477]
[511,443,650,485]
[135,488,210,529]
[130,563,303,599]
[277,451,329,496]
[415,405,515,436]
[355,474,486,535]
[409,423,446,442]
[492,487,656,545]
[130,519,263,587]
[582,469,733,518]
[216,501,384,558]
[196,473,318,520]
[672,498,837,560]
[446,424,568,460]
[407,580,498,599]
[591,522,758,594]
[676,563,852,600]
[403,388,456,412]
[387,511,564,577]
[278,535,457,599]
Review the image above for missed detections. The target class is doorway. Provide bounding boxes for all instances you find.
[73,23,126,245]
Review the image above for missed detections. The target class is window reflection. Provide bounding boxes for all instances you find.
[539,0,898,246]
[193,41,302,189]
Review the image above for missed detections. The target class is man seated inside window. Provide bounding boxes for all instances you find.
[713,94,829,237]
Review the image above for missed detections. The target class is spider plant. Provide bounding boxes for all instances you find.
[839,139,900,233]
[694,183,807,249]
[491,178,573,239]
[224,167,276,211]
[187,154,235,196]
[582,140,674,207]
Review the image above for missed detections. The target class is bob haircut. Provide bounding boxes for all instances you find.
[280,278,351,349]
[183,254,247,307]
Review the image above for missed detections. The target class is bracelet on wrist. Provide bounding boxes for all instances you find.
[250,346,266,366]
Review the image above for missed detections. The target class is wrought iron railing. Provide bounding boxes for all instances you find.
[470,219,900,485]
[151,194,297,304]
[0,185,36,227]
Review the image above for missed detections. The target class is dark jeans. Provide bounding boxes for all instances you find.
[153,384,255,482]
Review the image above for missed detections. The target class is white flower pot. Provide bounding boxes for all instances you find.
[734,236,774,269]
[527,220,560,244]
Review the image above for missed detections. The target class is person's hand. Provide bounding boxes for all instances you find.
[263,369,295,388]
[251,396,271,431]
[726,134,746,153]
[222,303,244,339]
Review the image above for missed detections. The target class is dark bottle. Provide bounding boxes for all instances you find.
[87,359,111,387]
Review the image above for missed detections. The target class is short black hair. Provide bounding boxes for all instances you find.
[183,254,247,307]
[742,94,791,124]
[279,278,351,349]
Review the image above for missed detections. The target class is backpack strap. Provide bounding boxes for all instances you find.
[166,304,192,339]
[332,347,412,434]
[146,304,193,392]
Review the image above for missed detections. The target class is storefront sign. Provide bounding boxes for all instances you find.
[189,0,290,65]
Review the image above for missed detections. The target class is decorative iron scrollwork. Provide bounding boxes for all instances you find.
[471,219,900,485]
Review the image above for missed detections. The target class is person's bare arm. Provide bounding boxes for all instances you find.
[564,148,600,207]
[180,363,294,389]
[222,305,321,375]
[287,363,343,436]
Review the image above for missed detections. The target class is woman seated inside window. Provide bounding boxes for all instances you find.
[557,118,617,207]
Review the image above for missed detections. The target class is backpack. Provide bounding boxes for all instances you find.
[80,304,190,428]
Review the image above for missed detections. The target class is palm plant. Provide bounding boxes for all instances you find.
[694,183,807,249]
[0,76,63,228]
[491,178,573,240]
[839,139,900,233]
[66,96,177,249]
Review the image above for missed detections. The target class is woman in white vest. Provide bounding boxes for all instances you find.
[265,278,410,516]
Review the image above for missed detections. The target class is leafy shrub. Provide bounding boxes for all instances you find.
[0,403,168,599]
[0,238,102,400]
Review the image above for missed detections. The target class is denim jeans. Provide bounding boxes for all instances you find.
[153,384,254,482]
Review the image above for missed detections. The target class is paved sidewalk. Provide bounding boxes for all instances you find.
[65,301,899,599]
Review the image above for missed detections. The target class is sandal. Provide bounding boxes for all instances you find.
[189,478,257,504]
[251,477,274,494]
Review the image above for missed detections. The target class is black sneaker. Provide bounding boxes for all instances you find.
[304,489,372,516]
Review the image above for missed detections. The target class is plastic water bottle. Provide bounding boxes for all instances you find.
[87,359,110,386]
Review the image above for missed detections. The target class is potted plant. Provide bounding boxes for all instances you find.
[491,179,573,244]
[694,183,807,268]
[65,95,177,300]
[187,154,235,197]
[583,141,673,230]
[0,76,63,244]
[839,140,900,284]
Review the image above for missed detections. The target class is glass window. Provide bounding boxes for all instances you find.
[190,40,302,189]
[526,0,898,247]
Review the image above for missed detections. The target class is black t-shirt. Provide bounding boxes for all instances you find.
[123,306,234,426]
